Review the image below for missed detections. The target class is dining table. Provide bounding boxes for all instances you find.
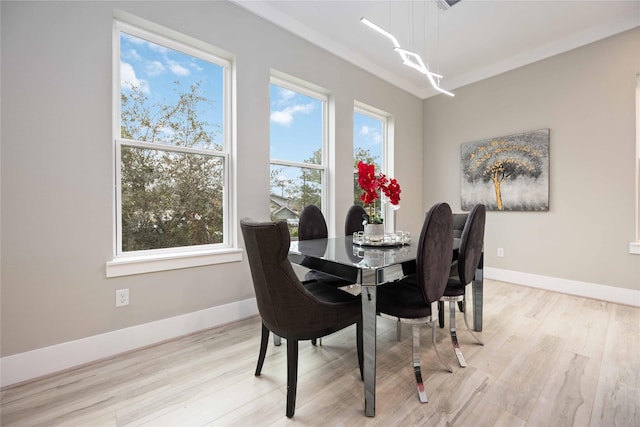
[288,234,484,417]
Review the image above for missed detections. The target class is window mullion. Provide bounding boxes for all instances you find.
[119,138,224,157]
[270,159,325,171]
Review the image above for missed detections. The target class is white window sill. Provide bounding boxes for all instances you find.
[106,248,243,277]
[630,242,640,255]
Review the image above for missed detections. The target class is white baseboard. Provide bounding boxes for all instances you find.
[3,270,639,389]
[485,267,640,307]
[0,298,258,388]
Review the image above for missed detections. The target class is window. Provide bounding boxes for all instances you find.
[269,75,328,237]
[353,103,388,220]
[108,21,239,277]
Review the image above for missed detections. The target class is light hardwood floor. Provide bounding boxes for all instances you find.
[2,280,639,426]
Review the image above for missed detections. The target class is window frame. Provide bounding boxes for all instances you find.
[269,73,330,230]
[107,19,240,277]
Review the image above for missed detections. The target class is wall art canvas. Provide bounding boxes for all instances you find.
[461,128,549,211]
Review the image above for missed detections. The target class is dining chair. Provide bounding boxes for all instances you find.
[344,204,368,236]
[240,219,363,418]
[292,205,355,347]
[298,204,352,287]
[439,212,469,327]
[376,202,455,403]
[452,213,468,238]
[440,204,485,368]
[298,204,328,240]
[343,204,369,295]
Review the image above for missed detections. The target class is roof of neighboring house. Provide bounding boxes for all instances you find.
[271,205,298,220]
[270,193,290,208]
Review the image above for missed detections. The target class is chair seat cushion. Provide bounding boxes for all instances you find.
[443,277,465,297]
[376,276,433,319]
[303,280,361,305]
[304,270,351,287]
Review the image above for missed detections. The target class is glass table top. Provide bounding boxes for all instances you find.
[289,236,419,270]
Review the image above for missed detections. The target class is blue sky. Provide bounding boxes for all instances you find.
[269,85,322,163]
[120,32,224,145]
[353,111,383,167]
[120,31,384,193]
[269,83,383,166]
[269,83,384,196]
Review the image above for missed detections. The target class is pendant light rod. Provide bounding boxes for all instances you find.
[361,17,401,48]
[360,17,454,97]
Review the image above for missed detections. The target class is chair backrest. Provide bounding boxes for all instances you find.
[457,204,486,285]
[452,213,468,238]
[416,202,454,304]
[344,204,367,236]
[240,219,320,336]
[298,205,327,241]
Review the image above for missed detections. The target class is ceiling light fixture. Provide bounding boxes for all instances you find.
[360,17,454,97]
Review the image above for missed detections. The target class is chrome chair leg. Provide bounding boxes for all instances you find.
[462,299,483,345]
[449,300,466,367]
[412,325,428,403]
[397,320,402,341]
[274,335,282,346]
[431,320,453,373]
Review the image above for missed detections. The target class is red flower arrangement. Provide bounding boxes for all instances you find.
[357,161,401,224]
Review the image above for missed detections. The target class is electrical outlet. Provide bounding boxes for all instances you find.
[116,289,129,307]
[497,248,505,257]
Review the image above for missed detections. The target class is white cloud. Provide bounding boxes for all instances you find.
[270,103,315,126]
[168,60,190,76]
[270,111,293,126]
[158,125,175,137]
[278,88,296,102]
[360,125,382,144]
[189,61,204,72]
[127,49,141,61]
[146,60,165,76]
[120,61,149,93]
[148,43,168,54]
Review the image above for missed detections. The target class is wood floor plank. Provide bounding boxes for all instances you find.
[562,297,610,360]
[600,304,640,390]
[526,350,599,427]
[1,280,638,426]
[589,375,640,427]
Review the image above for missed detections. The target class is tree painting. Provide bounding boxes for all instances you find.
[461,129,549,211]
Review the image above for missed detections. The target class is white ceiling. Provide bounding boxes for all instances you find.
[231,0,640,99]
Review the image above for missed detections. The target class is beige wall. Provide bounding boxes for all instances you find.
[424,27,640,290]
[0,1,424,357]
[3,0,636,370]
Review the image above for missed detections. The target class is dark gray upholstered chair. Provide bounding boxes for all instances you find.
[440,204,485,368]
[296,205,355,346]
[344,204,368,236]
[240,219,363,418]
[449,212,469,279]
[452,213,468,238]
[439,212,470,327]
[298,204,328,240]
[298,205,351,287]
[376,202,455,403]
